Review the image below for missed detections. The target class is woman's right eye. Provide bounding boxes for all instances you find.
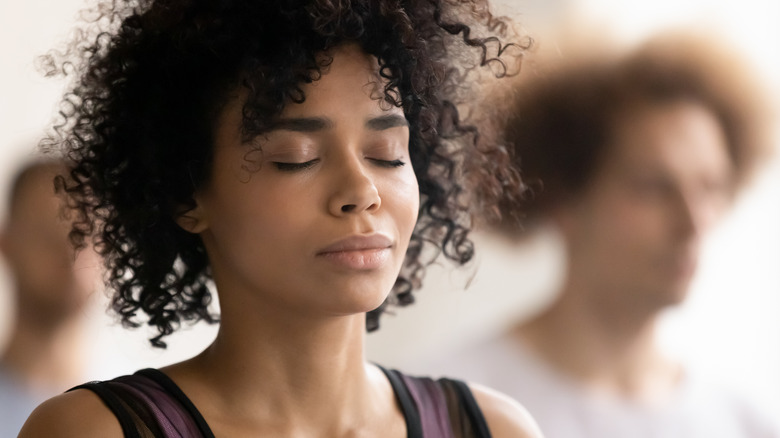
[272,159,319,171]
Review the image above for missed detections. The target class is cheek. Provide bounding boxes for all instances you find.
[205,183,291,255]
[236,189,311,243]
[20,243,65,273]
[580,194,665,253]
[388,170,420,234]
[613,201,665,235]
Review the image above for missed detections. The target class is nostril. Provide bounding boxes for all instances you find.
[341,204,356,213]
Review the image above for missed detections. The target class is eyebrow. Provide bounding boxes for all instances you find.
[274,117,334,132]
[273,114,408,133]
[365,114,409,131]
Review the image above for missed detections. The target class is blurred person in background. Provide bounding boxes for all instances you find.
[428,32,778,437]
[0,158,100,436]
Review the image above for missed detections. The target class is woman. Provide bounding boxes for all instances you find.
[20,0,540,436]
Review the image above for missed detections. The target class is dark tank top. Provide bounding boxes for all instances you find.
[71,367,492,438]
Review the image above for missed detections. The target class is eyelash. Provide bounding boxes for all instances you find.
[370,158,406,168]
[273,160,319,171]
[272,158,406,171]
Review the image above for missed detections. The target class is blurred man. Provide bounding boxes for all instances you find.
[0,158,99,436]
[430,33,778,437]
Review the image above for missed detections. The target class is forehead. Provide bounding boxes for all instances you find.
[280,44,394,118]
[604,100,732,176]
[9,176,64,228]
[214,45,403,144]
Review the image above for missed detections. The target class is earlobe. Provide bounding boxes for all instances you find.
[175,202,208,234]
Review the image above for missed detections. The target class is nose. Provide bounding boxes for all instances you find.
[327,159,381,216]
[675,197,698,240]
[675,190,719,240]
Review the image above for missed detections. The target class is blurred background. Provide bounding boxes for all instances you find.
[1,0,779,421]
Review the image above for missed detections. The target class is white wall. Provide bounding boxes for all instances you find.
[1,0,778,417]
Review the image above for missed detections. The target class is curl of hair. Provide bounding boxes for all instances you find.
[42,0,530,347]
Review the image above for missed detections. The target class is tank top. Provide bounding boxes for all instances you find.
[70,367,492,438]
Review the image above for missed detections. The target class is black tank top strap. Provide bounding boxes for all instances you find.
[439,377,493,438]
[136,368,215,437]
[380,366,424,438]
[377,365,493,438]
[67,370,212,438]
[70,381,142,438]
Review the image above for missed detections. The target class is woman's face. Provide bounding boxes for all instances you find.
[187,44,419,319]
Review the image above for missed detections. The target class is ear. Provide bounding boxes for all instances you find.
[174,199,208,234]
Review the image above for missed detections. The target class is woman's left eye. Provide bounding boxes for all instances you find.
[272,159,319,171]
[369,158,405,168]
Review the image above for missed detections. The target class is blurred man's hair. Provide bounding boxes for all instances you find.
[494,31,774,234]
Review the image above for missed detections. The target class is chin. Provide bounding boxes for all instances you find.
[663,292,689,308]
[324,286,392,317]
[650,284,692,309]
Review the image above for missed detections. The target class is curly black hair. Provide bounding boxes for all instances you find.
[42,0,530,347]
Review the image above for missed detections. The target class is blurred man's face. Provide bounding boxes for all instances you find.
[1,169,99,324]
[556,100,733,313]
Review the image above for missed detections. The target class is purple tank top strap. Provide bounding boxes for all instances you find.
[380,366,493,438]
[400,374,457,438]
[70,369,214,438]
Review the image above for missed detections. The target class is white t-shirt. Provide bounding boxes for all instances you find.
[415,334,779,438]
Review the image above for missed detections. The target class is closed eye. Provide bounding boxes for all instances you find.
[273,159,319,171]
[369,158,405,168]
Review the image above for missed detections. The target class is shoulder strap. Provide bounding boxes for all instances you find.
[379,366,424,438]
[442,378,492,438]
[70,382,141,438]
[69,370,212,438]
[135,369,215,438]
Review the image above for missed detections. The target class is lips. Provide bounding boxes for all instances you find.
[317,234,393,254]
[316,234,393,270]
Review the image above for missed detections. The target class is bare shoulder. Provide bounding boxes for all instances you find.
[18,388,123,438]
[469,382,544,438]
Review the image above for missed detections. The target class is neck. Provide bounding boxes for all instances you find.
[203,306,370,400]
[170,287,398,436]
[1,306,88,393]
[517,271,681,403]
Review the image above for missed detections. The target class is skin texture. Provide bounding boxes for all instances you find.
[20,44,540,438]
[520,100,733,402]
